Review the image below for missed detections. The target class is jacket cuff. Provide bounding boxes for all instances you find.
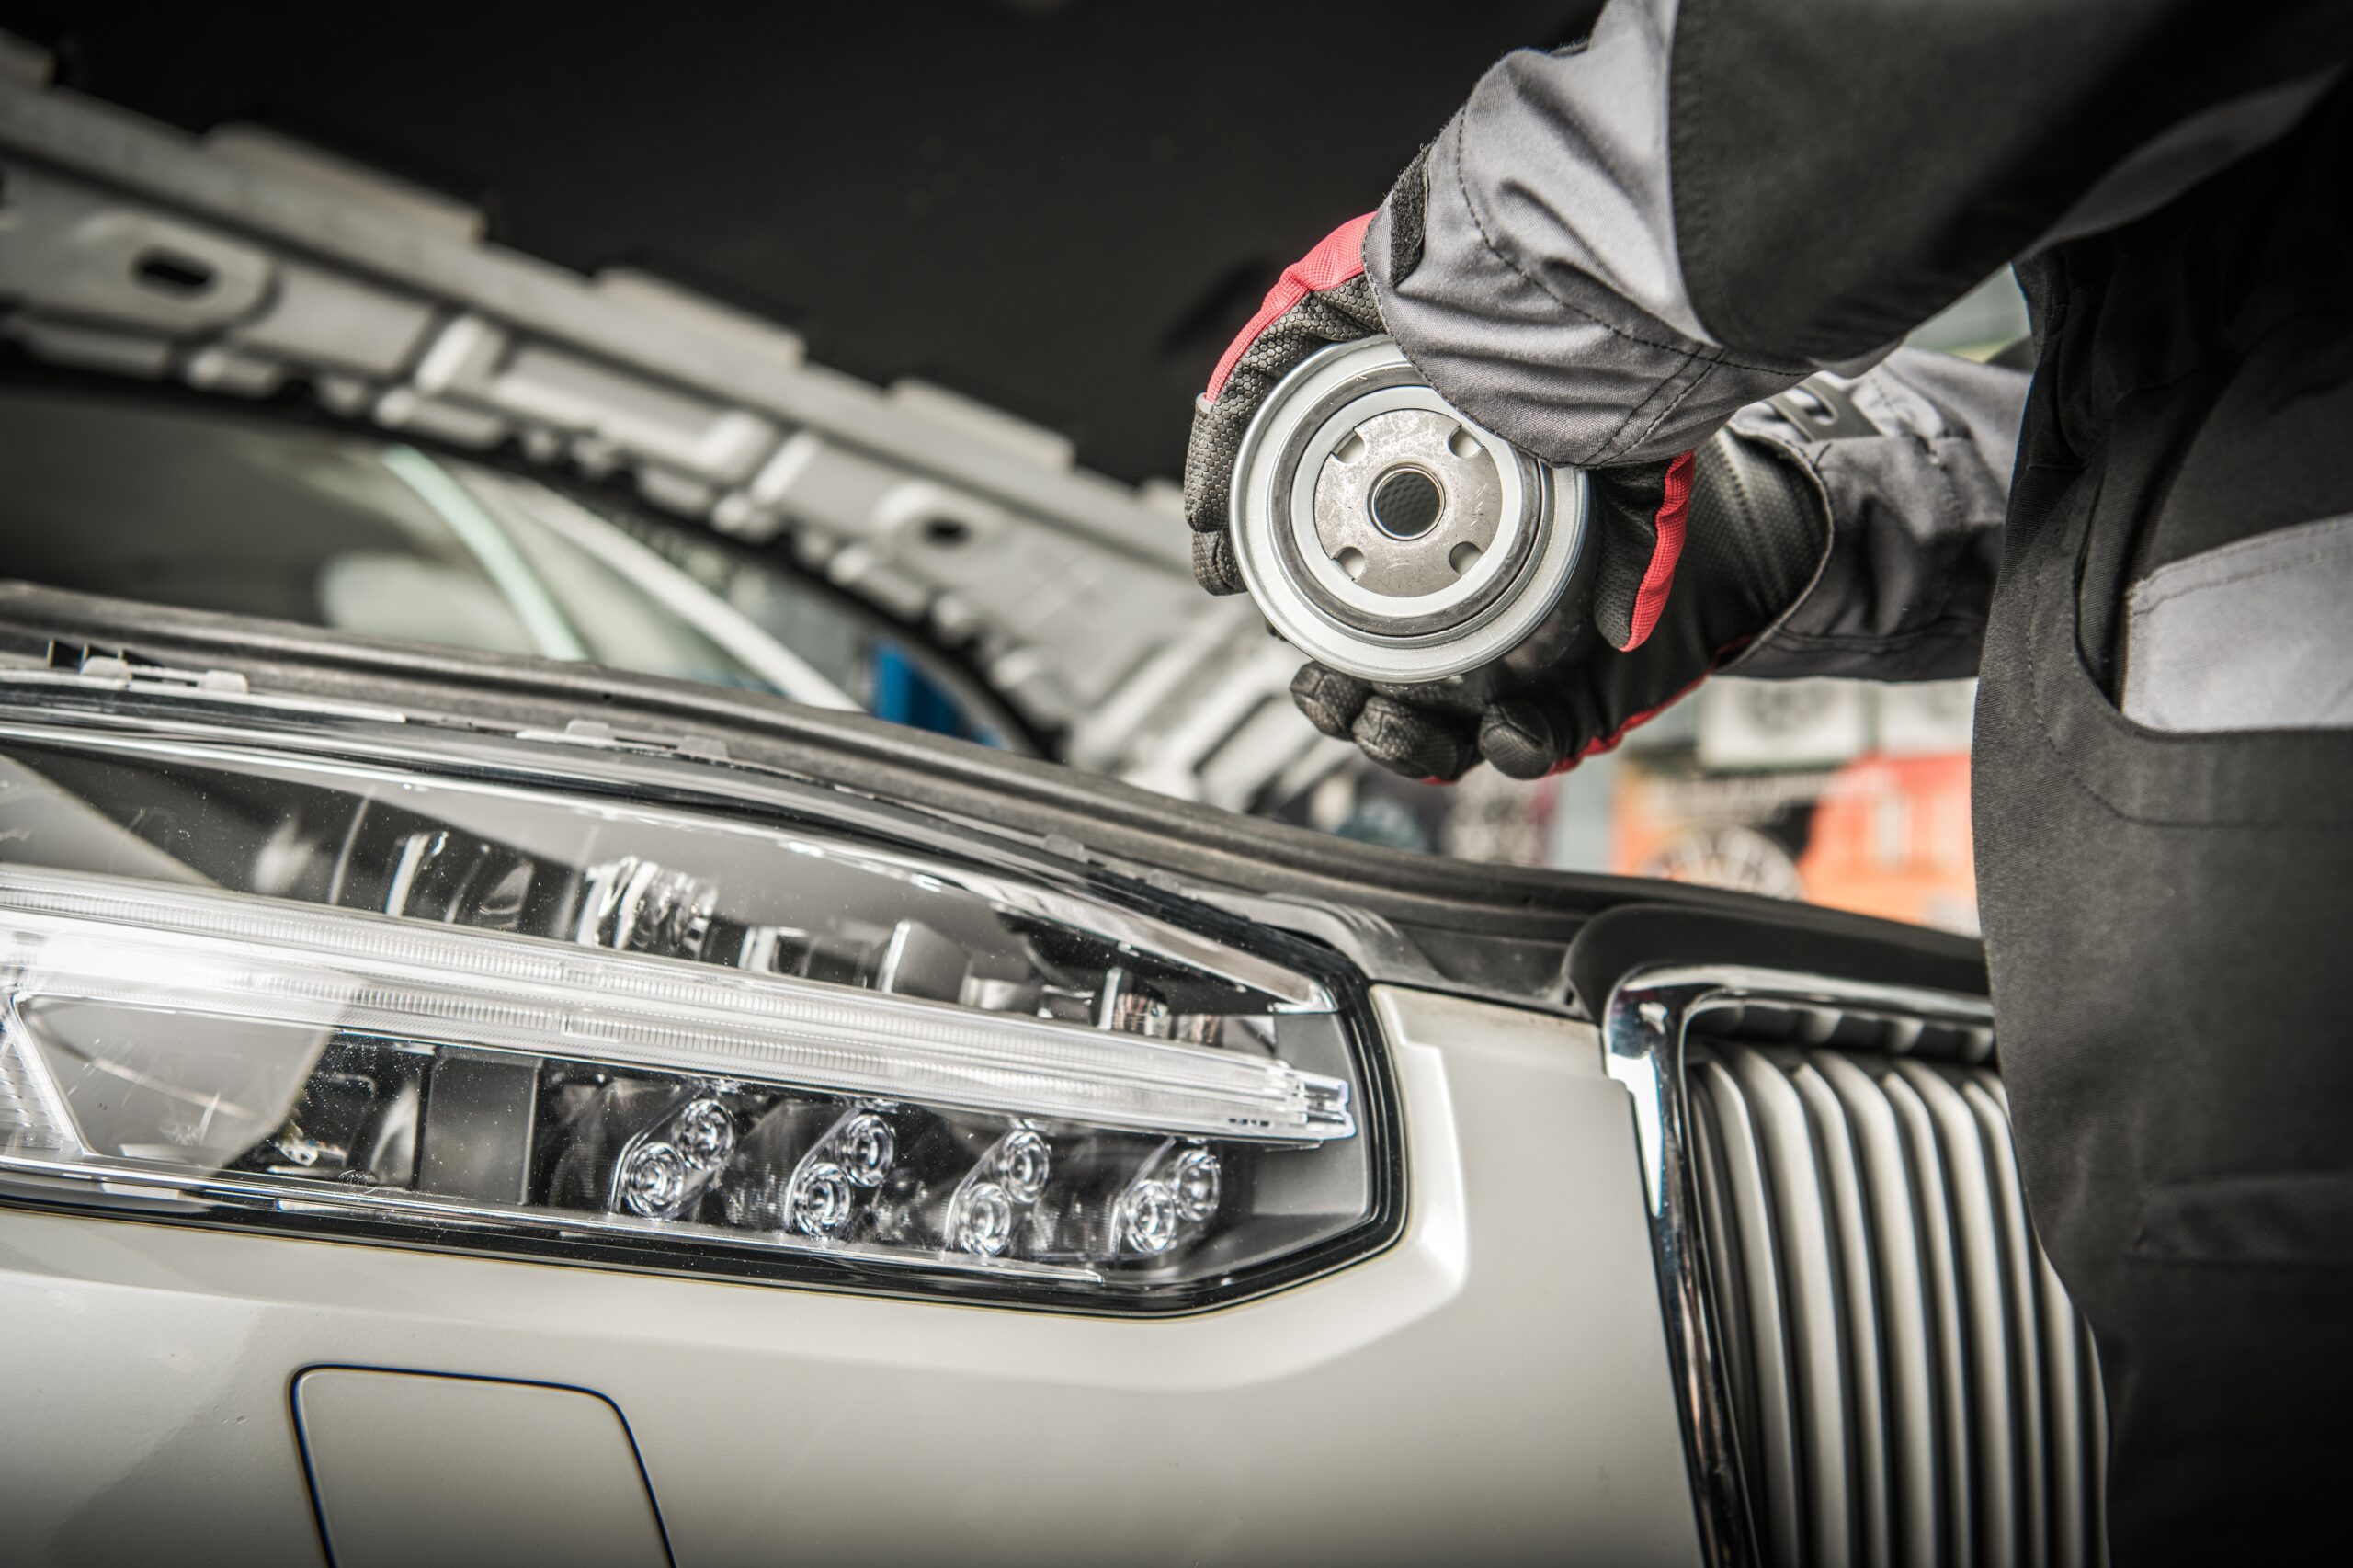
[1722,350,2022,682]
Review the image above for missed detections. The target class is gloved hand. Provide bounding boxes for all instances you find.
[1183,216,1826,782]
[1292,428,1827,779]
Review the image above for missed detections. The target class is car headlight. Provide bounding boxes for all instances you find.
[0,688,1396,1311]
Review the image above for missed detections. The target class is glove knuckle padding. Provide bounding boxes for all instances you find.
[1289,663,1372,739]
[1479,695,1564,779]
[1292,662,1479,782]
[1232,278,1384,395]
[1353,694,1475,782]
[1191,529,1246,596]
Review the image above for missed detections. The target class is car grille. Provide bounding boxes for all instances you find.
[1685,1028,2108,1568]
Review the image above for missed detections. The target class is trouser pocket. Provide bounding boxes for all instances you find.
[2121,513,2353,733]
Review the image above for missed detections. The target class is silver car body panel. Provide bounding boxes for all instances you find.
[0,986,1705,1565]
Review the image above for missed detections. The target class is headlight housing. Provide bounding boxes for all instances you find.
[0,684,1398,1312]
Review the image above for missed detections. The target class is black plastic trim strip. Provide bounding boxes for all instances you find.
[1569,903,1986,1023]
[0,582,1977,994]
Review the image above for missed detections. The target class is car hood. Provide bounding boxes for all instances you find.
[0,579,1985,1016]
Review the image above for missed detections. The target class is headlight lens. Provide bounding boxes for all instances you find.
[0,696,1396,1310]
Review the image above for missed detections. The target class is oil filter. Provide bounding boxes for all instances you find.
[1228,335,1593,687]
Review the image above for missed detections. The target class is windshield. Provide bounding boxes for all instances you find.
[0,389,1016,745]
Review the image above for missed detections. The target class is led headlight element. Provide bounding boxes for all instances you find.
[0,875,1350,1142]
[0,702,1398,1310]
[835,1112,898,1188]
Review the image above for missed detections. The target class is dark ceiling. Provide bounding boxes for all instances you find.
[4,0,1597,485]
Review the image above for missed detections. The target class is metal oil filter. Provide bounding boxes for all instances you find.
[1228,336,1591,687]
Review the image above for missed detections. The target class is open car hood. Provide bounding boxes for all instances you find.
[0,579,1985,1016]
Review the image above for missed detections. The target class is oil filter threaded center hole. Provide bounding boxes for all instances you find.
[1367,466,1443,540]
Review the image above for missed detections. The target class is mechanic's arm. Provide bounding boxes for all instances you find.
[1331,349,2027,779]
[1209,0,2345,778]
[1372,0,2344,458]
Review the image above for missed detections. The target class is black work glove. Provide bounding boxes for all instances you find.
[1182,212,1825,782]
[1290,429,1826,780]
[1182,212,1386,597]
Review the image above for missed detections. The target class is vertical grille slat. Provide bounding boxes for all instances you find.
[1692,1057,1809,1568]
[2037,1226,2091,1568]
[2085,1316,2109,1568]
[1690,1079,1768,1494]
[1966,1074,2052,1568]
[1725,1048,1859,1568]
[1687,1039,2107,1568]
[1781,1051,1893,1568]
[1894,1060,2023,1568]
[1879,1067,1979,1566]
[1809,1051,1943,1568]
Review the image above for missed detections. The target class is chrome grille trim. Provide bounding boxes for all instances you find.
[1603,966,2104,1568]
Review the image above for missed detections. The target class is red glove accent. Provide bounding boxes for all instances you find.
[1621,449,1695,651]
[1204,212,1376,403]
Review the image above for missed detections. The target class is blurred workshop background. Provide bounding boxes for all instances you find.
[0,0,2024,931]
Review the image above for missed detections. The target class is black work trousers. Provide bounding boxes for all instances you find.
[1975,85,2353,1564]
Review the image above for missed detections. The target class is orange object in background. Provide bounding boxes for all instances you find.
[1610,751,1978,934]
[1799,754,1976,933]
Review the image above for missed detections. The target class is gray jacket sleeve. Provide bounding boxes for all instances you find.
[1365,0,2344,464]
[1363,0,2342,678]
[1360,2,1814,472]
